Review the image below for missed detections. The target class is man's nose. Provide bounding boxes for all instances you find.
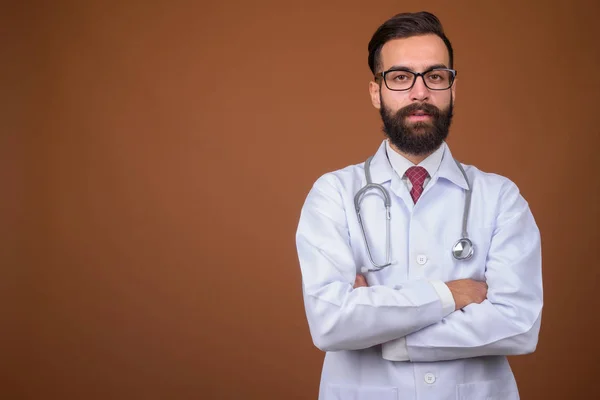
[409,75,429,102]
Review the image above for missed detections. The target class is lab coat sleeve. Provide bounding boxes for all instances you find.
[296,174,450,352]
[382,280,455,361]
[405,180,543,362]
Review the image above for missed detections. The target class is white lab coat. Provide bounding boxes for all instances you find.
[296,140,542,400]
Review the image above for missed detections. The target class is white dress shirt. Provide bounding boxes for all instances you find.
[382,140,455,361]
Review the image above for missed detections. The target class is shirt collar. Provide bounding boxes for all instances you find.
[367,140,469,190]
[385,139,445,180]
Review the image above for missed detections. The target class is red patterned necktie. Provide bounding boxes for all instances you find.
[405,166,429,203]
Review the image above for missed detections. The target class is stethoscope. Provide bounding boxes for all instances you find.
[354,155,474,273]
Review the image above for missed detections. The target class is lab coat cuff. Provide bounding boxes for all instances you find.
[381,337,409,361]
[430,280,455,316]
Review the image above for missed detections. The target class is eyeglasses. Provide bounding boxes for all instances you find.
[375,67,457,91]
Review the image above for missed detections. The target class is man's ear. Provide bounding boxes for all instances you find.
[369,80,381,109]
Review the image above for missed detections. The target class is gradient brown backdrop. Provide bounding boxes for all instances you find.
[2,1,599,399]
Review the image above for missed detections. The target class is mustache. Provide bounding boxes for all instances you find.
[395,102,442,118]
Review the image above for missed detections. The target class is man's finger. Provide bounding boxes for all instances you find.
[354,274,368,288]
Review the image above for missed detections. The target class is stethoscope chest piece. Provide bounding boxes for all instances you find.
[452,238,474,260]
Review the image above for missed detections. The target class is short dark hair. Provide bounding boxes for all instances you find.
[367,11,454,75]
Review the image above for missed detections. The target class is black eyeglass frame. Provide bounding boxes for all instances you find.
[374,67,458,91]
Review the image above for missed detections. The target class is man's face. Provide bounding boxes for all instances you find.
[368,34,456,155]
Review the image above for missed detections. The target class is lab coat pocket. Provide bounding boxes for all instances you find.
[325,383,398,400]
[456,376,519,400]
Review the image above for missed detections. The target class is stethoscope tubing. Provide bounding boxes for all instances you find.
[355,155,474,273]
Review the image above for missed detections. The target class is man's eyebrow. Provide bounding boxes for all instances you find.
[386,63,449,72]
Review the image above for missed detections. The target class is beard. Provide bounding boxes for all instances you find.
[379,97,453,156]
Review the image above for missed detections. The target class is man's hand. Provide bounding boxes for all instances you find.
[445,279,488,310]
[354,274,368,288]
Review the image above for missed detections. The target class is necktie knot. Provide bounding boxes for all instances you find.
[405,166,429,203]
[406,166,428,187]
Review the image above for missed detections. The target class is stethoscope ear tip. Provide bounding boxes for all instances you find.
[359,260,396,274]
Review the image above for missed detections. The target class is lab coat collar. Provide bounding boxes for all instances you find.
[367,140,469,190]
[436,142,470,190]
[366,141,395,184]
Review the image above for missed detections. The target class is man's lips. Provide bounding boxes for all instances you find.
[407,112,432,121]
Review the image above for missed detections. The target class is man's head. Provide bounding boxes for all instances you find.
[367,12,456,156]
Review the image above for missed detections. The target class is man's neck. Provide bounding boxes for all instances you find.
[388,142,435,165]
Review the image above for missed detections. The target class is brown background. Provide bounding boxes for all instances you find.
[2,0,599,399]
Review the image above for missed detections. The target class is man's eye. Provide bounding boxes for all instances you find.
[392,74,410,81]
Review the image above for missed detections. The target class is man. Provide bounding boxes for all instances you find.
[295,11,542,400]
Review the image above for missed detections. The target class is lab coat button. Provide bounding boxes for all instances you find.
[417,255,428,265]
[424,373,436,384]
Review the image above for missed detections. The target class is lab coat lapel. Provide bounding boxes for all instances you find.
[367,141,415,211]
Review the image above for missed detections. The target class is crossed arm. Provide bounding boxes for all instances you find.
[354,275,488,312]
[297,175,542,361]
